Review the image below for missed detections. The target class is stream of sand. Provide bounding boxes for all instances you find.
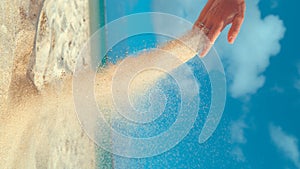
[0,27,209,168]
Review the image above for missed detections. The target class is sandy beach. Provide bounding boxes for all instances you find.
[0,0,96,168]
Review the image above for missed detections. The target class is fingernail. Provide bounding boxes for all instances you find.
[229,36,235,43]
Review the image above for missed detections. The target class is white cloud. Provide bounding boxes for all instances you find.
[229,117,249,163]
[217,0,286,98]
[230,119,248,144]
[152,0,286,98]
[271,0,279,9]
[231,146,246,162]
[294,63,300,91]
[271,85,285,93]
[269,124,300,169]
[294,81,300,91]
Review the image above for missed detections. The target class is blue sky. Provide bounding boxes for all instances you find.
[103,0,300,168]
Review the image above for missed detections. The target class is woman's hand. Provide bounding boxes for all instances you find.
[195,0,246,56]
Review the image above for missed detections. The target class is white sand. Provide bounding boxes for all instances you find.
[0,77,96,169]
[0,0,95,168]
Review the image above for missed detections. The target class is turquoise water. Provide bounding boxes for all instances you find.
[97,31,215,168]
[94,1,223,168]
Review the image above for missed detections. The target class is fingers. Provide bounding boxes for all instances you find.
[194,0,214,28]
[196,21,214,57]
[228,14,244,44]
[196,0,246,56]
[199,21,223,57]
[199,14,243,57]
[207,22,223,44]
[227,1,246,43]
[199,43,212,57]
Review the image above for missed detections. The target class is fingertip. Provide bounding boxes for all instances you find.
[208,33,217,44]
[228,15,244,44]
[200,51,205,57]
[200,48,208,57]
[228,35,236,44]
[200,45,210,57]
